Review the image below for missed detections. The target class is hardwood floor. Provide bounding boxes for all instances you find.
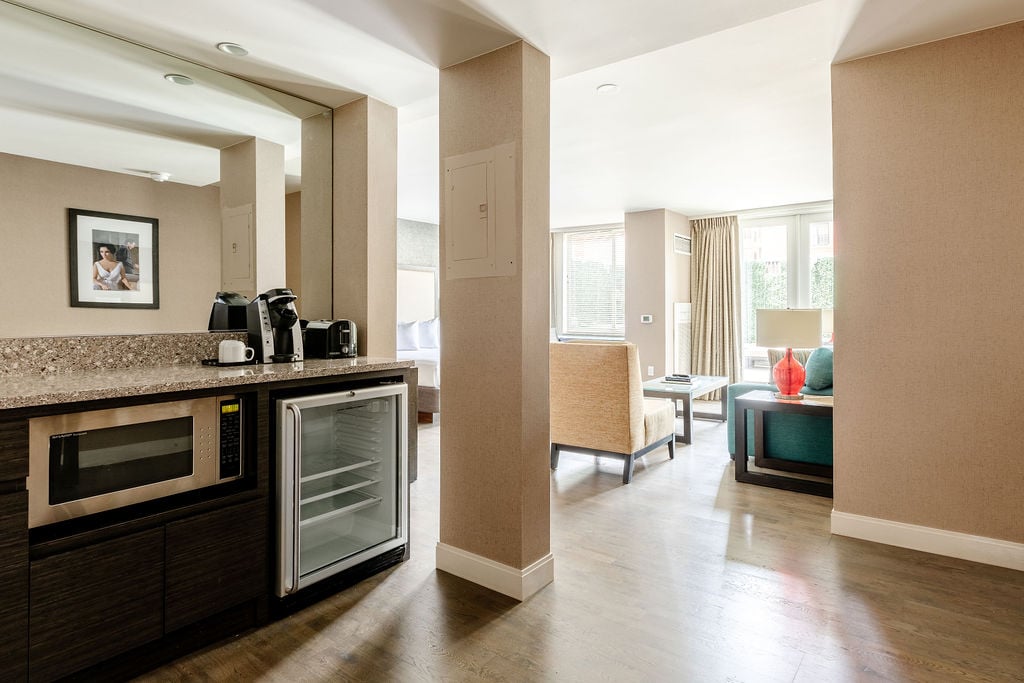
[138,416,1024,682]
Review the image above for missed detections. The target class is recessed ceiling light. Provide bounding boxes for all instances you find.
[596,83,619,94]
[164,73,194,86]
[216,42,249,57]
[149,172,171,182]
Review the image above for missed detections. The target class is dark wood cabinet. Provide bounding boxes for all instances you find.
[0,420,28,483]
[29,528,164,682]
[0,492,28,682]
[165,499,267,632]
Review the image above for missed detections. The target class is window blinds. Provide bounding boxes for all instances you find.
[563,228,625,337]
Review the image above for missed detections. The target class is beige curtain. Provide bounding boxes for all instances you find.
[690,215,742,400]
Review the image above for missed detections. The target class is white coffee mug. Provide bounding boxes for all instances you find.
[219,339,255,364]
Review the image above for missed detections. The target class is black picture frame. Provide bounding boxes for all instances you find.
[68,208,159,309]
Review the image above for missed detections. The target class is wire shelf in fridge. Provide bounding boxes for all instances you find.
[300,451,380,483]
[301,469,380,505]
[300,489,382,527]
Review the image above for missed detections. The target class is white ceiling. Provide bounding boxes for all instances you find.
[4,0,1023,226]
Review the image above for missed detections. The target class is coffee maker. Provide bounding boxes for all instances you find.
[246,288,304,363]
[207,291,250,332]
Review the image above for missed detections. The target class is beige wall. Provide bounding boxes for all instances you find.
[667,211,691,305]
[625,210,668,377]
[0,152,220,336]
[333,97,398,355]
[284,191,301,301]
[832,21,1024,543]
[439,41,551,569]
[300,112,334,320]
[624,209,690,377]
[221,137,286,297]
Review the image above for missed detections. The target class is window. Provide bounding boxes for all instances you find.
[556,227,625,338]
[740,208,833,381]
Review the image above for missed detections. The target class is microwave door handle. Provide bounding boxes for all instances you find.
[281,404,302,594]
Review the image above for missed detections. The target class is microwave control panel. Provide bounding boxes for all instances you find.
[218,398,243,480]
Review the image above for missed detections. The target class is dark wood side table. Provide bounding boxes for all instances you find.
[642,375,729,444]
[733,390,833,497]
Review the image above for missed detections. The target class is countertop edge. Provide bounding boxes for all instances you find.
[0,358,416,411]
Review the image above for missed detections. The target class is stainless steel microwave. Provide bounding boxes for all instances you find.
[27,395,244,528]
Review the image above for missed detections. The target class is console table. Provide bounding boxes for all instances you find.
[642,375,728,444]
[733,390,833,497]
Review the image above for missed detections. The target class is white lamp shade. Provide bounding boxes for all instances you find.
[756,309,823,349]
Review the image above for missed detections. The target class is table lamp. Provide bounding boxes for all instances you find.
[756,309,823,400]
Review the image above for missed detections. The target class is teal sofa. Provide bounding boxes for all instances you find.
[726,347,833,466]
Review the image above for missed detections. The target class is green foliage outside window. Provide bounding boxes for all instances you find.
[811,256,834,309]
[744,261,787,344]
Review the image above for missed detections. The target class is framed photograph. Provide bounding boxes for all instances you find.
[68,208,159,309]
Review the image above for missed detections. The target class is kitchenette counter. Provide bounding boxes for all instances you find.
[0,333,419,681]
[0,357,414,410]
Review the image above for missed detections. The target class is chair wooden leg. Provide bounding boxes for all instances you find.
[668,439,675,460]
[550,443,560,470]
[622,454,635,484]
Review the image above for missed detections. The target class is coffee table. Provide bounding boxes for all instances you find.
[733,390,833,497]
[642,375,729,444]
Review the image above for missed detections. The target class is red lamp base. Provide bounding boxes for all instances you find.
[772,348,806,400]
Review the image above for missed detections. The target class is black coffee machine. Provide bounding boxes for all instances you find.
[207,291,250,332]
[246,288,304,363]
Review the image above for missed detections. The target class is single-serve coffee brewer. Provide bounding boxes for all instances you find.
[246,288,304,363]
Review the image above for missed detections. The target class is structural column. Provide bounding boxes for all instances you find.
[332,97,398,356]
[219,138,286,298]
[436,41,552,600]
[298,112,333,319]
[624,209,690,377]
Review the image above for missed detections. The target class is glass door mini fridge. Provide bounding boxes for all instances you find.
[276,384,408,597]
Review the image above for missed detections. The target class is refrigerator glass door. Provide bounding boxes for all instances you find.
[278,384,407,595]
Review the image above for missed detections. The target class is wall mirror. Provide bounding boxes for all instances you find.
[0,0,333,338]
[0,0,330,187]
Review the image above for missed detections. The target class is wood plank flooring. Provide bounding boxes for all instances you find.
[137,415,1024,682]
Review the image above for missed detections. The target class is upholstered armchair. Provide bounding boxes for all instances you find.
[549,341,675,484]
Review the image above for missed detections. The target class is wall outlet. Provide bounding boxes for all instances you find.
[647,365,655,377]
[640,314,653,324]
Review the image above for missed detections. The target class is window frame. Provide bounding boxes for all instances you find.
[551,224,627,340]
[737,204,834,381]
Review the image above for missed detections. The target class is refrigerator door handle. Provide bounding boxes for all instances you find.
[280,403,302,594]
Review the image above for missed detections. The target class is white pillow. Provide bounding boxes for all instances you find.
[396,321,420,350]
[419,317,440,348]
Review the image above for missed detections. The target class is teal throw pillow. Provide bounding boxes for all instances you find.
[803,347,833,390]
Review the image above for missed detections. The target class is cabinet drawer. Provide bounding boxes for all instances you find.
[0,492,28,681]
[29,527,164,681]
[165,499,267,632]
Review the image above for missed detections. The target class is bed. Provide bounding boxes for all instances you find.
[397,267,440,415]
[399,345,440,413]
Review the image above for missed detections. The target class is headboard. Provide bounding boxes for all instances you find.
[397,267,437,321]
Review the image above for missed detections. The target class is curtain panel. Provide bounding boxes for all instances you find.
[690,215,742,400]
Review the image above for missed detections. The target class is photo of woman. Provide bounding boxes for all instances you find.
[91,243,134,290]
[69,208,159,309]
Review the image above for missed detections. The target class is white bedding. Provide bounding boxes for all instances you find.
[397,348,440,388]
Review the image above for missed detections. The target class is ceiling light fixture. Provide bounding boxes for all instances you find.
[596,83,619,94]
[216,42,249,57]
[150,172,171,182]
[163,73,194,86]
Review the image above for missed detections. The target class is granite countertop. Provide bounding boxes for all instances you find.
[0,358,415,410]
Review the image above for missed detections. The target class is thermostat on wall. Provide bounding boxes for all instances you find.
[640,314,653,324]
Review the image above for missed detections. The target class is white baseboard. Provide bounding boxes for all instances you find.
[435,542,554,601]
[831,511,1024,571]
